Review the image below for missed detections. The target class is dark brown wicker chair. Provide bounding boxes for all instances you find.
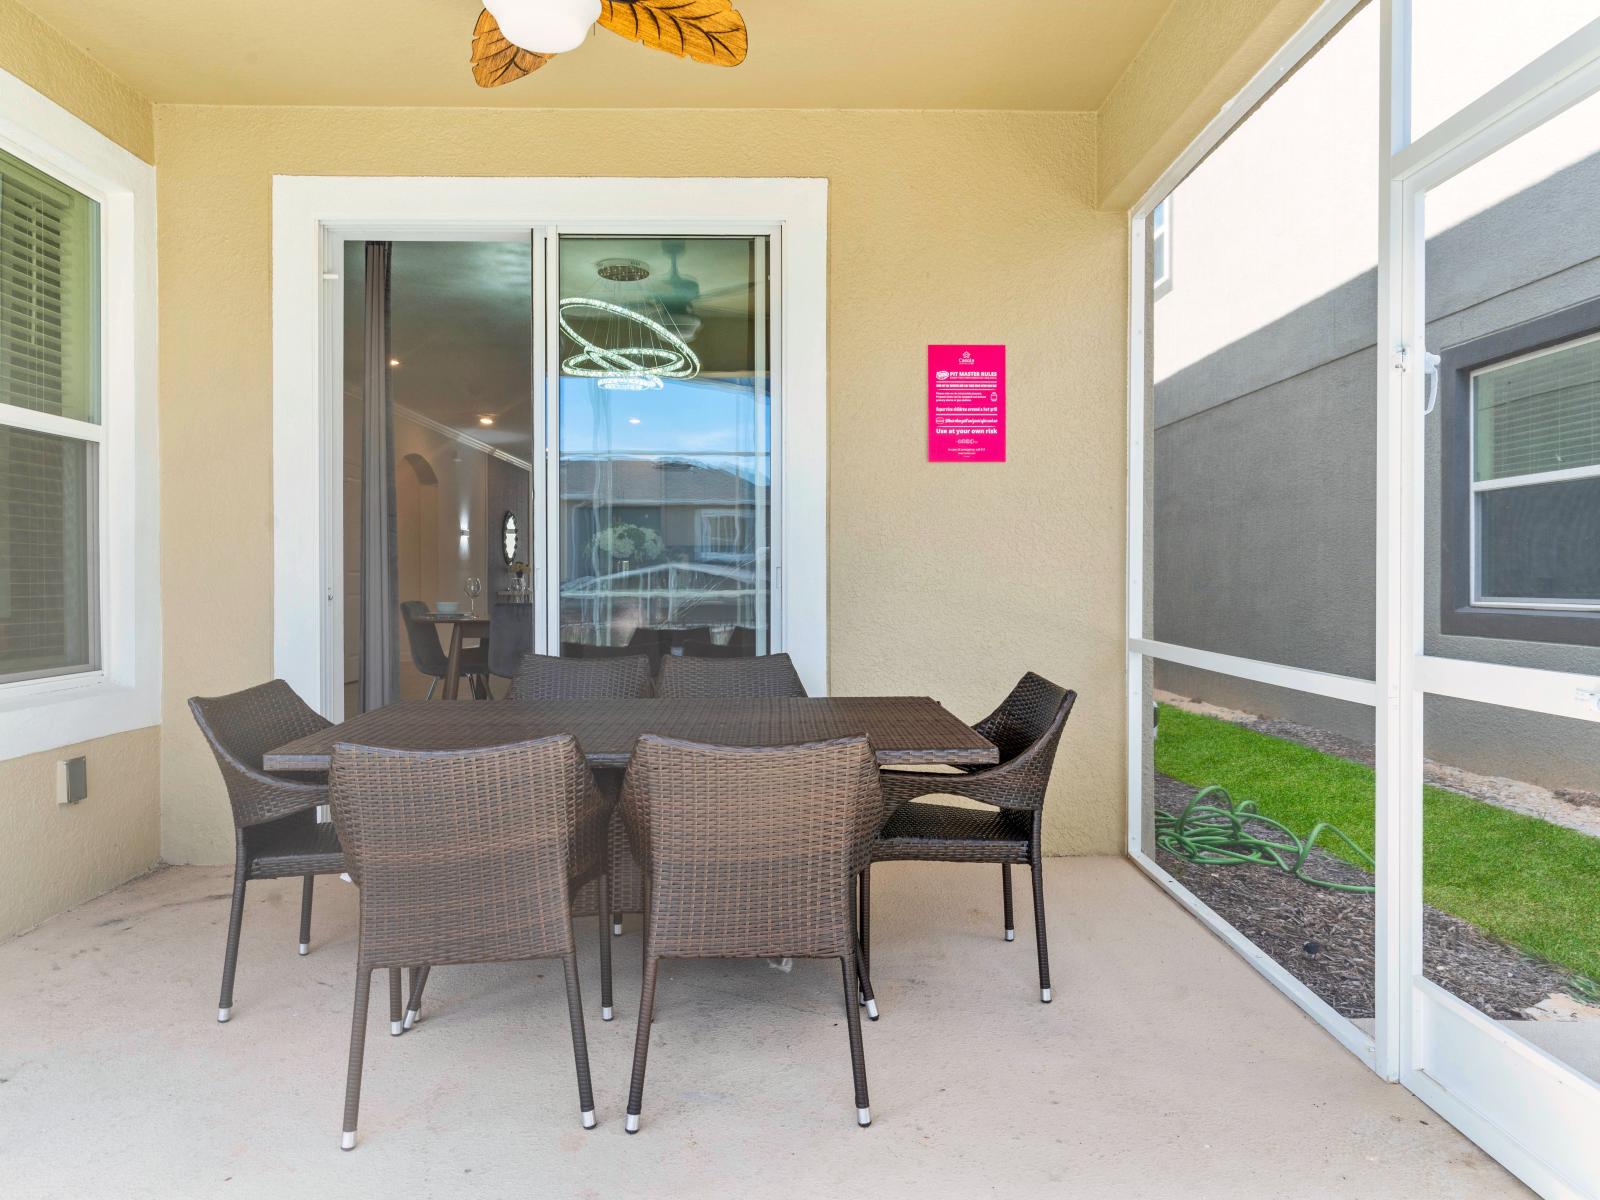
[509,650,654,954]
[328,735,611,1149]
[655,651,808,699]
[618,734,886,1132]
[188,680,346,1023]
[508,651,653,701]
[864,673,1076,1005]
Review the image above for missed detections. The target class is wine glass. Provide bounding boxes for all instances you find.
[464,576,482,616]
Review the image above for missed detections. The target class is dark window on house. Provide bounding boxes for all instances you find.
[1440,298,1600,644]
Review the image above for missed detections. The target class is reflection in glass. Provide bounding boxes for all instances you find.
[557,237,770,659]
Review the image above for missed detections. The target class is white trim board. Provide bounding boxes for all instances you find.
[0,66,160,762]
[272,176,828,715]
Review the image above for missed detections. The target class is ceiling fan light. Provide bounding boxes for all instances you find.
[485,0,600,54]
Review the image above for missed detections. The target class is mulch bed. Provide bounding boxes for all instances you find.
[1153,773,1571,1020]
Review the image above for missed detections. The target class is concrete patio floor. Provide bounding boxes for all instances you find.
[3,857,1527,1199]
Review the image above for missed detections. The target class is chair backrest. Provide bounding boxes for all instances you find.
[965,673,1077,810]
[655,651,808,699]
[399,601,449,678]
[188,679,330,828]
[487,601,535,679]
[509,652,654,701]
[329,735,592,966]
[620,734,885,959]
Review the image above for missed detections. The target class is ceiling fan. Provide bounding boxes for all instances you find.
[471,0,749,88]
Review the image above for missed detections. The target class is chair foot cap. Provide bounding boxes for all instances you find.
[1041,987,1052,1003]
[612,922,623,936]
[390,1020,404,1036]
[601,1006,614,1021]
[339,872,353,884]
[403,1009,418,1031]
[1005,929,1015,942]
[341,1131,356,1151]
[217,1007,231,1023]
[857,1107,872,1127]
[624,1113,640,1134]
[298,942,310,956]
[865,999,879,1020]
[581,1110,596,1129]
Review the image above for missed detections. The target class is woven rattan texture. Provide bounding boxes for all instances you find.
[189,679,333,828]
[329,735,607,968]
[620,735,887,960]
[655,652,808,699]
[266,697,996,772]
[509,653,654,701]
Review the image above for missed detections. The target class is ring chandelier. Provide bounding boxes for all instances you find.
[558,296,702,392]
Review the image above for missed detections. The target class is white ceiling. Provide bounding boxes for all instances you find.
[19,0,1172,110]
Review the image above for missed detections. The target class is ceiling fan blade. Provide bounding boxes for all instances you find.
[599,0,748,67]
[471,8,556,88]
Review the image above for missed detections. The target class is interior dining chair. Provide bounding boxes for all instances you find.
[329,734,611,1149]
[509,649,655,971]
[862,672,1076,1006]
[400,600,489,699]
[618,733,887,1132]
[187,680,346,1023]
[654,650,808,698]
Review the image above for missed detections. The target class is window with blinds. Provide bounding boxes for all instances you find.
[1470,330,1600,607]
[0,146,100,683]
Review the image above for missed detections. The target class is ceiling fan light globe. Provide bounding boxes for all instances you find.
[485,0,599,54]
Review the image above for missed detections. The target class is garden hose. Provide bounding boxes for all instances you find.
[1155,785,1376,894]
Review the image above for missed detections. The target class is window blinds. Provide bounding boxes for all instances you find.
[1473,335,1600,483]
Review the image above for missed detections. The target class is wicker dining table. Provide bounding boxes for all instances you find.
[262,697,999,773]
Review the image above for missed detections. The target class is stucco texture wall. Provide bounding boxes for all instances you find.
[151,106,1128,864]
[0,1,159,939]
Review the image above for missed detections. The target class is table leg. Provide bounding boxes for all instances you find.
[443,623,465,700]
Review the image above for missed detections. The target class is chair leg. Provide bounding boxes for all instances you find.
[858,865,872,977]
[216,854,248,1022]
[853,872,878,1020]
[560,954,597,1129]
[404,965,430,1030]
[298,875,314,956]
[840,955,872,1127]
[625,954,661,1133]
[341,967,374,1150]
[424,677,438,701]
[388,967,404,1035]
[1002,863,1015,941]
[1030,850,1052,1004]
[599,873,614,1021]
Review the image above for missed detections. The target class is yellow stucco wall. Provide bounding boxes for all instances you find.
[152,105,1129,862]
[0,0,158,939]
[1096,0,1326,210]
[0,0,151,161]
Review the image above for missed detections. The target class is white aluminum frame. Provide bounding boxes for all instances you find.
[0,65,160,762]
[272,177,828,718]
[1127,4,1600,1195]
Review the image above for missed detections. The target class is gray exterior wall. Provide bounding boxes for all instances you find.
[1153,154,1600,791]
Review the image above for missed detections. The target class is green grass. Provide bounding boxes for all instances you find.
[1155,703,1600,983]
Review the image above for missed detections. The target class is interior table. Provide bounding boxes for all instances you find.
[416,611,489,700]
[263,697,998,772]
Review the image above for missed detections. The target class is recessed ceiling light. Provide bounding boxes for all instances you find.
[627,417,641,425]
[478,414,496,427]
[388,357,401,367]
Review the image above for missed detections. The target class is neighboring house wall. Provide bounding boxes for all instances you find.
[1151,4,1600,791]
[0,5,159,938]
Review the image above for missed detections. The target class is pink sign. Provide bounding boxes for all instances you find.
[928,344,1005,462]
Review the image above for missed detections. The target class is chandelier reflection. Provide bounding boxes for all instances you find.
[560,253,702,391]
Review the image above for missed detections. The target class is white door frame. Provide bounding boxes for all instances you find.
[1125,2,1600,1195]
[271,176,828,717]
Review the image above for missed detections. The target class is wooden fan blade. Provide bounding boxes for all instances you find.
[470,8,556,88]
[599,0,748,67]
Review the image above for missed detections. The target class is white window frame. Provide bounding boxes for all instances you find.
[695,507,751,563]
[0,67,159,762]
[1467,331,1600,610]
[1150,197,1172,295]
[272,177,827,714]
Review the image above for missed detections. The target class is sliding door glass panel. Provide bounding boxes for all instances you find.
[1421,695,1600,1085]
[1422,89,1600,674]
[556,236,771,658]
[1410,2,1598,140]
[1149,3,1377,681]
[1147,666,1375,1029]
